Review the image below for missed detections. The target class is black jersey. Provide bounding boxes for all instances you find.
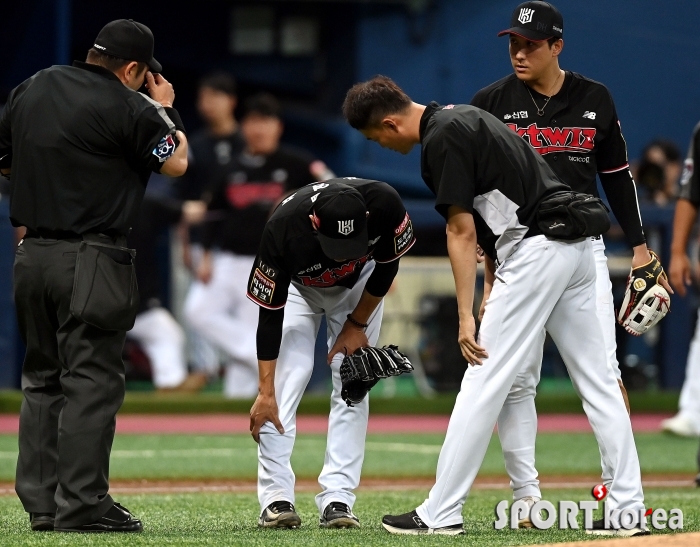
[679,121,700,205]
[420,102,567,262]
[202,144,320,256]
[471,72,629,197]
[246,178,416,310]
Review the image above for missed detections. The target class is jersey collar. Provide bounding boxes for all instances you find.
[419,101,441,143]
[72,61,122,83]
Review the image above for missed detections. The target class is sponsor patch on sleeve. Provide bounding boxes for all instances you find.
[394,213,414,255]
[152,134,176,163]
[248,268,276,306]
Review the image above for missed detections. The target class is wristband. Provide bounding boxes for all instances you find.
[346,313,368,330]
[164,107,186,134]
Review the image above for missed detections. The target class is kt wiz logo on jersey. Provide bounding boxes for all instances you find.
[298,255,370,288]
[506,124,596,155]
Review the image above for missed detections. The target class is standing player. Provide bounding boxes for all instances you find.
[247,178,415,528]
[184,93,332,398]
[343,76,647,536]
[663,121,700,439]
[470,1,672,519]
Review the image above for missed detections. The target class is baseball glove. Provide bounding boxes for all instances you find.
[340,345,414,407]
[617,250,671,336]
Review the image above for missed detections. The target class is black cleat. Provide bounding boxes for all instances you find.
[29,513,55,532]
[382,510,464,535]
[320,502,359,529]
[54,502,143,533]
[586,518,650,537]
[259,501,302,529]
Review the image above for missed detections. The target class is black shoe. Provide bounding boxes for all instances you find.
[320,502,359,529]
[54,502,143,533]
[382,510,464,535]
[259,501,301,529]
[585,518,650,537]
[29,513,55,532]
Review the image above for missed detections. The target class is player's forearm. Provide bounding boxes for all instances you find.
[160,130,188,176]
[446,207,477,322]
[598,169,646,247]
[257,359,277,397]
[483,255,495,298]
[349,290,383,325]
[671,199,699,256]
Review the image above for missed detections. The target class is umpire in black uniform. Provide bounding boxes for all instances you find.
[0,20,188,532]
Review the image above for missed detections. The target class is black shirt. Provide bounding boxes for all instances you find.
[679,121,700,205]
[0,62,177,236]
[420,102,568,262]
[246,177,416,310]
[471,72,646,247]
[202,144,320,256]
[178,128,245,201]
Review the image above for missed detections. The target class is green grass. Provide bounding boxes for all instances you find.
[0,389,682,414]
[0,432,697,482]
[0,488,697,546]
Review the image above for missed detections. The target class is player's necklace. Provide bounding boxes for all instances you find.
[525,70,562,117]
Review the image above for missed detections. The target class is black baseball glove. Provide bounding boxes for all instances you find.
[339,345,414,407]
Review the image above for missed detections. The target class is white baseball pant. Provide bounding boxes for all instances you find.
[498,236,623,500]
[416,236,643,528]
[675,307,700,430]
[257,263,383,515]
[128,307,187,389]
[184,251,259,398]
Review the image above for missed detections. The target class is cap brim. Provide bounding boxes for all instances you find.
[497,27,553,41]
[317,227,369,261]
[148,57,162,73]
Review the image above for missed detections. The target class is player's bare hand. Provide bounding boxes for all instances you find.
[250,394,284,443]
[196,253,213,284]
[327,320,369,364]
[458,316,488,366]
[182,200,207,225]
[145,72,175,108]
[669,252,691,297]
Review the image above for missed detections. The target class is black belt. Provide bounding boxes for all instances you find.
[25,229,127,246]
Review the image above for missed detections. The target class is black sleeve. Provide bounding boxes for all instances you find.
[256,306,284,361]
[595,89,630,175]
[200,176,227,250]
[364,260,400,298]
[599,168,646,247]
[247,224,291,310]
[129,95,177,174]
[372,185,417,263]
[679,123,700,206]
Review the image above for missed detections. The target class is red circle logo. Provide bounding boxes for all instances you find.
[591,484,608,501]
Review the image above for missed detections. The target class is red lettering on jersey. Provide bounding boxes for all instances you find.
[506,124,597,155]
[395,212,410,235]
[297,255,371,287]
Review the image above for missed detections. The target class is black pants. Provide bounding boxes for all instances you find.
[14,236,127,527]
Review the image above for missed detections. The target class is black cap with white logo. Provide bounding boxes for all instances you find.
[93,19,162,73]
[498,1,563,41]
[313,184,369,261]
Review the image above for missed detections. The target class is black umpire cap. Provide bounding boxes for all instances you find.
[314,184,369,261]
[498,1,563,41]
[93,19,162,73]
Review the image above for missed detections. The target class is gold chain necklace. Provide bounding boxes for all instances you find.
[525,71,563,117]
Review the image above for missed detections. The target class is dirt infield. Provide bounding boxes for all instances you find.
[0,413,676,434]
[0,473,695,496]
[541,532,700,546]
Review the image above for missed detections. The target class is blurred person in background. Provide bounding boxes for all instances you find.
[663,123,700,438]
[633,139,682,206]
[174,72,244,380]
[184,92,333,398]
[127,195,208,392]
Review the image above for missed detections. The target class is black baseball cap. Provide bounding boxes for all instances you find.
[94,19,162,73]
[498,1,563,41]
[314,185,368,261]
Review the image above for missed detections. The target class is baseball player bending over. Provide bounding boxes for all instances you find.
[470,1,673,525]
[344,76,647,536]
[247,178,416,529]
